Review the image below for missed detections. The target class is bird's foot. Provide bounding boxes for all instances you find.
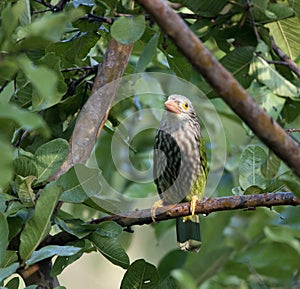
[190,195,199,216]
[151,199,163,223]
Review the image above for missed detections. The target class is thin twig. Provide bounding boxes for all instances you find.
[13,130,29,148]
[0,80,9,94]
[265,60,292,66]
[65,67,97,96]
[245,0,260,41]
[33,0,69,12]
[80,12,204,25]
[61,66,96,73]
[271,37,300,78]
[286,128,300,134]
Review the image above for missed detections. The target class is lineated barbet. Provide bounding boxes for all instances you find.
[153,94,207,252]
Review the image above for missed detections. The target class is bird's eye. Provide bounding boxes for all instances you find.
[182,102,189,110]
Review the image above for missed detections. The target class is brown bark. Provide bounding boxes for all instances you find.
[92,192,299,227]
[135,0,300,178]
[42,192,299,247]
[51,39,133,180]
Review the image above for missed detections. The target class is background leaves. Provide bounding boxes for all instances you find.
[19,185,62,260]
[111,15,146,44]
[120,259,159,289]
[0,0,300,288]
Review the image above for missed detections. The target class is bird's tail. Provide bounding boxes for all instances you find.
[176,215,201,252]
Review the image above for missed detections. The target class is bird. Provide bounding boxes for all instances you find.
[152,94,207,252]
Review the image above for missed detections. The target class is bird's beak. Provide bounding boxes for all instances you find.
[165,99,181,114]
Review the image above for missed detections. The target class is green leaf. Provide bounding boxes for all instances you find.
[15,175,36,207]
[0,81,14,104]
[220,46,255,89]
[170,269,198,289]
[36,53,67,98]
[279,171,300,198]
[266,17,300,60]
[0,140,13,191]
[0,213,9,266]
[0,103,48,136]
[267,3,294,20]
[197,46,255,98]
[0,194,12,214]
[89,232,129,269]
[264,226,300,255]
[13,156,38,178]
[51,251,83,277]
[0,263,19,283]
[57,164,102,203]
[157,250,187,281]
[239,241,300,279]
[1,251,18,268]
[34,138,69,184]
[55,216,122,239]
[17,56,61,111]
[159,276,178,289]
[1,0,27,38]
[252,56,299,98]
[96,221,123,238]
[17,9,84,43]
[120,259,159,289]
[244,185,264,195]
[248,81,286,121]
[239,145,268,190]
[4,276,19,289]
[19,185,62,260]
[135,31,160,73]
[250,42,300,98]
[165,52,191,80]
[111,15,145,44]
[261,150,281,179]
[162,39,191,80]
[51,239,94,277]
[26,245,81,266]
[174,0,227,17]
[47,31,99,68]
[19,0,31,26]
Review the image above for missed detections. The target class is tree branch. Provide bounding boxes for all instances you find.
[271,37,300,78]
[135,0,300,178]
[92,192,299,226]
[245,0,260,42]
[286,128,300,134]
[42,192,299,247]
[51,39,133,180]
[34,0,70,13]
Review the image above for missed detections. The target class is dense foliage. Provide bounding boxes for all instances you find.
[1,0,300,288]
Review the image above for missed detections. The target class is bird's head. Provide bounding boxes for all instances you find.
[164,94,196,120]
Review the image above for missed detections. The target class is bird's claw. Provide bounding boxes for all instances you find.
[151,199,163,223]
[190,195,199,216]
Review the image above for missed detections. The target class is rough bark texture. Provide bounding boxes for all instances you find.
[42,192,299,247]
[51,39,133,180]
[135,0,300,177]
